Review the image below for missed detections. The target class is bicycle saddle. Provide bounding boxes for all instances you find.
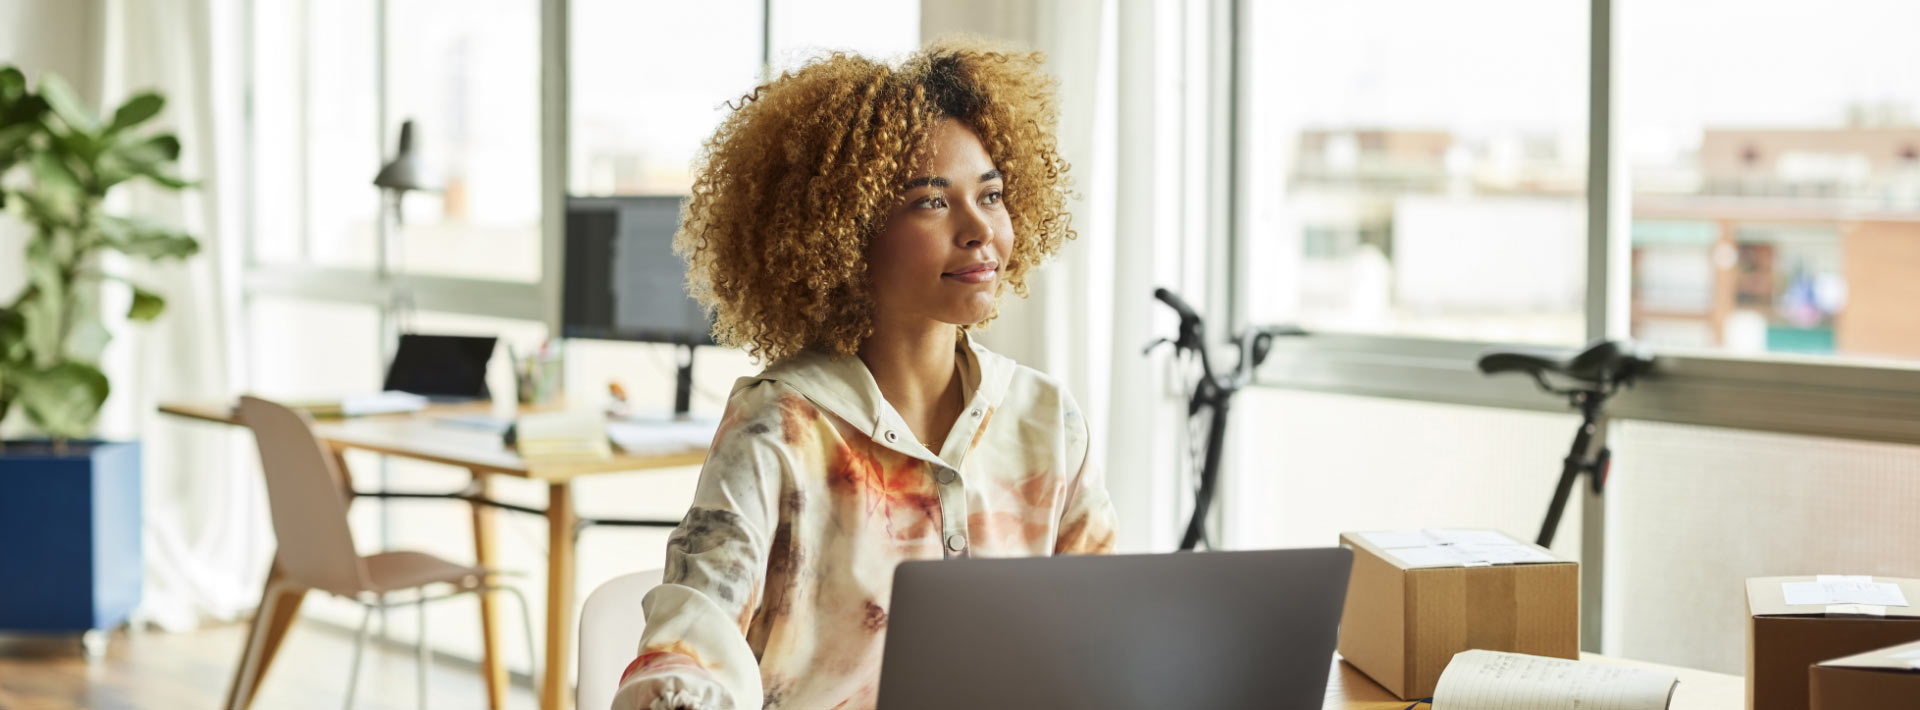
[1477,340,1652,386]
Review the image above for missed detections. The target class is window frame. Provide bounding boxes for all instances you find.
[1227,0,1920,450]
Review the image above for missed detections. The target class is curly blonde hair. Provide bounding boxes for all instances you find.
[674,38,1074,363]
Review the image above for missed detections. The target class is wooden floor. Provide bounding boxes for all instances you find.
[0,621,538,710]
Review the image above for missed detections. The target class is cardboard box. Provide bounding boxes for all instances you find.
[1746,576,1920,710]
[1810,639,1920,710]
[1337,530,1578,700]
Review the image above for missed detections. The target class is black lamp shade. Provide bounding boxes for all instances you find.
[373,120,431,192]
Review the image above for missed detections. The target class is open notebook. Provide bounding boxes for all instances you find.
[1433,650,1678,710]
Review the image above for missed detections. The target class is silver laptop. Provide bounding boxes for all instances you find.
[877,547,1353,710]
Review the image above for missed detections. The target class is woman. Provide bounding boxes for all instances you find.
[612,39,1117,710]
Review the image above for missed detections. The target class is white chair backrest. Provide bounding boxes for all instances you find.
[578,569,665,710]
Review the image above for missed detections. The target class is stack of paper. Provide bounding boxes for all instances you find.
[286,391,429,418]
[606,418,720,456]
[514,409,611,460]
[1359,529,1560,568]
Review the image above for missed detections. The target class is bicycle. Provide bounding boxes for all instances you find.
[1146,288,1305,552]
[1475,340,1654,548]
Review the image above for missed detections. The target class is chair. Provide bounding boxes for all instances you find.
[231,396,537,710]
[577,569,665,710]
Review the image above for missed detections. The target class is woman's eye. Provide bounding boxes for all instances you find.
[914,195,947,209]
[982,190,1004,205]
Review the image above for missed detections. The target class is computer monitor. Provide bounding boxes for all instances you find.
[562,195,714,415]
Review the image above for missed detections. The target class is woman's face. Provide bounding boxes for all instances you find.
[867,119,1016,330]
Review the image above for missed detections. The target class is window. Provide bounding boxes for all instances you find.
[1623,0,1920,361]
[386,0,544,282]
[568,0,919,197]
[568,0,765,196]
[248,0,382,269]
[1237,0,1920,438]
[769,0,920,72]
[1239,0,1589,345]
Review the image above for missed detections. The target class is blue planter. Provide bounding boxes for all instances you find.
[0,440,143,634]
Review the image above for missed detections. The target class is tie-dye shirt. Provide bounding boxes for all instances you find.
[611,335,1118,710]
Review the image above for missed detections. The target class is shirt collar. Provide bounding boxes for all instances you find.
[738,332,1014,460]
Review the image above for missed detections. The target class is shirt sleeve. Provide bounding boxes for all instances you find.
[1053,391,1117,556]
[612,382,792,710]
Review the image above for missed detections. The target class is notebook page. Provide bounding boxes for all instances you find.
[1433,650,1678,710]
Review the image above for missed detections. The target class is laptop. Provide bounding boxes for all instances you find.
[877,547,1352,710]
[382,333,497,402]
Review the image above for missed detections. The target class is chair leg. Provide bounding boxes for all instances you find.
[343,602,377,710]
[416,593,432,710]
[493,584,541,687]
[230,582,285,710]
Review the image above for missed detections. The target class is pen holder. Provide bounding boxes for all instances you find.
[515,352,563,405]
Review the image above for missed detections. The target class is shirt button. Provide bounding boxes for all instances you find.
[884,430,899,443]
[946,534,968,552]
[937,469,957,485]
[970,408,982,417]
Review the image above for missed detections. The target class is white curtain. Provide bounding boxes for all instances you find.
[93,0,267,631]
[922,0,1205,553]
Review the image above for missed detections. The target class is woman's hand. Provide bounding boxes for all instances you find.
[608,662,734,710]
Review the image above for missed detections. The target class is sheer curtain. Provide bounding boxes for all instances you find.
[93,0,265,631]
[922,0,1204,553]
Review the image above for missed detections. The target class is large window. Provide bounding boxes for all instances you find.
[1240,0,1590,345]
[1238,0,1920,442]
[1623,0,1920,361]
[568,0,765,196]
[386,0,544,282]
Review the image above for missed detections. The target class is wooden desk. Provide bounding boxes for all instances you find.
[1326,654,1744,709]
[160,401,706,710]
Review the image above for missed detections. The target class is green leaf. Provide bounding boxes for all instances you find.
[21,239,68,368]
[0,66,25,99]
[0,307,26,366]
[0,122,34,154]
[12,189,76,231]
[65,317,109,363]
[107,92,164,134]
[127,285,166,322]
[38,74,97,134]
[98,133,190,191]
[97,214,200,260]
[47,122,101,167]
[15,361,109,440]
[113,132,179,163]
[27,150,85,201]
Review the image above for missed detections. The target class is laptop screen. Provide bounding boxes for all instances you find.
[382,333,497,400]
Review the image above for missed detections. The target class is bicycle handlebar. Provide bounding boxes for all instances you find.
[1153,287,1203,327]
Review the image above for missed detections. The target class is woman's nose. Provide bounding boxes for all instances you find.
[955,206,991,248]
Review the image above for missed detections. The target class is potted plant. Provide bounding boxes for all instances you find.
[0,64,199,655]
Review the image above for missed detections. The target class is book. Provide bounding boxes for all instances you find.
[513,409,611,460]
[1433,650,1678,710]
[284,391,430,418]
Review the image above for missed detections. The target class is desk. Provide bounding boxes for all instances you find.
[1326,654,1743,709]
[160,401,707,710]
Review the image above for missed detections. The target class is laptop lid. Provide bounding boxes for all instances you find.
[877,547,1352,710]
[382,333,497,401]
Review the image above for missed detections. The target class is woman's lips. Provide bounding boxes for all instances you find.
[943,263,998,284]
